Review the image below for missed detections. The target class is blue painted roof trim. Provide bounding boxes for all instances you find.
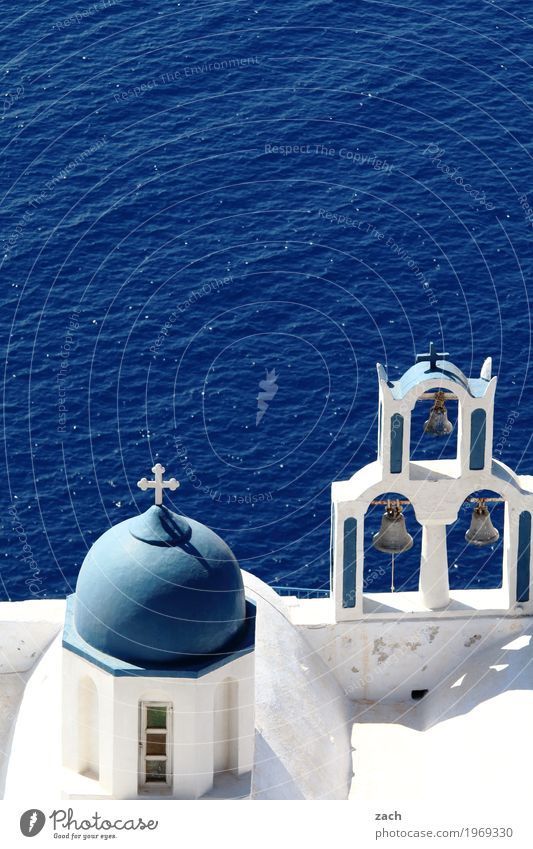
[388,360,489,400]
[63,594,256,678]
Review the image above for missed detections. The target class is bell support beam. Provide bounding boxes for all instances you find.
[419,523,450,610]
[369,497,504,506]
[417,392,458,400]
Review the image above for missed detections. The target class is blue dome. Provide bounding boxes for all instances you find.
[74,505,246,666]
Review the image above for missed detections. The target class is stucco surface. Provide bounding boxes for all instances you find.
[4,584,531,802]
[0,577,355,800]
[245,572,354,800]
[350,629,533,803]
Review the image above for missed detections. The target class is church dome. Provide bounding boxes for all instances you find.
[74,504,246,666]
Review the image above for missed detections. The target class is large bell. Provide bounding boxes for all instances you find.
[465,501,500,547]
[424,391,453,437]
[372,502,414,554]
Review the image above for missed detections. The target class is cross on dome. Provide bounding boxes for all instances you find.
[137,463,179,506]
[416,341,450,371]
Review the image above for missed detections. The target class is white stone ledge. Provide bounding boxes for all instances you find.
[0,599,66,674]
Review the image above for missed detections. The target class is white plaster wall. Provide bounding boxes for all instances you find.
[350,627,533,805]
[243,572,353,800]
[332,458,533,621]
[297,612,532,702]
[4,633,63,801]
[0,600,64,673]
[0,671,29,797]
[1,584,354,801]
[61,650,113,795]
[61,648,254,800]
[0,600,65,797]
[78,677,99,777]
[4,585,531,802]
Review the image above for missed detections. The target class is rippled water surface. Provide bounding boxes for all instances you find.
[1,1,532,599]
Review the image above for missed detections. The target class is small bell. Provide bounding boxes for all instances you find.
[372,501,414,554]
[465,500,500,547]
[424,391,453,437]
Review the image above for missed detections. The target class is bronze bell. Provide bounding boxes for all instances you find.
[465,500,500,547]
[424,391,453,437]
[372,501,414,554]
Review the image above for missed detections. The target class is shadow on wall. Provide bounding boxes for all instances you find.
[422,626,533,729]
[244,571,354,799]
[359,625,533,733]
[252,733,304,800]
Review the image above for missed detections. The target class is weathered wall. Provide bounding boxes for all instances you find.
[350,627,533,805]
[297,612,532,701]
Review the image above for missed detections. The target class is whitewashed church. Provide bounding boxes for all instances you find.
[2,345,533,801]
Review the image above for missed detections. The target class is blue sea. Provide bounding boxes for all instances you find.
[1,0,532,600]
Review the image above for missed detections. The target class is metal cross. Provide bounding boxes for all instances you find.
[416,341,449,371]
[137,463,179,506]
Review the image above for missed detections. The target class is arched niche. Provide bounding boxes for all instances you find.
[409,385,458,462]
[78,676,99,779]
[447,489,504,590]
[213,678,238,775]
[363,492,422,594]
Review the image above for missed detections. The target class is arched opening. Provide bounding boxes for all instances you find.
[364,492,422,595]
[213,679,238,775]
[78,677,99,779]
[410,386,458,462]
[447,489,504,590]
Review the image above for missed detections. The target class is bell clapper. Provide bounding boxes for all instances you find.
[391,552,395,593]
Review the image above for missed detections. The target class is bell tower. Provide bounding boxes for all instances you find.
[376,341,497,479]
[331,345,533,622]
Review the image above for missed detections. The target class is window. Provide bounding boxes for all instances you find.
[139,702,171,787]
